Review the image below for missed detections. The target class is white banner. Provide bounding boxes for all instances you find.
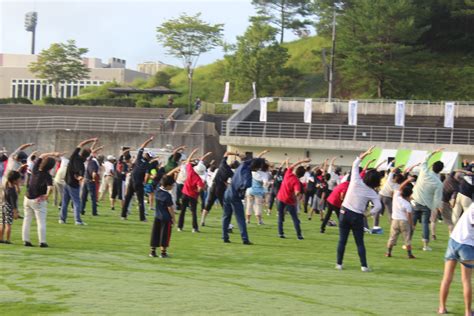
[252,82,257,99]
[444,102,455,128]
[395,100,405,127]
[304,98,312,123]
[222,81,230,103]
[348,100,358,126]
[259,98,267,122]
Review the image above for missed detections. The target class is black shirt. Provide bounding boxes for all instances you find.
[27,158,53,199]
[65,148,85,188]
[4,186,18,209]
[154,187,173,221]
[131,148,150,185]
[114,155,128,181]
[85,158,99,181]
[213,157,234,188]
[306,172,316,192]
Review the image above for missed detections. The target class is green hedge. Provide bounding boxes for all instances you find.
[42,97,136,107]
[0,98,33,104]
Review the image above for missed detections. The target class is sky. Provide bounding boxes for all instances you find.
[0,0,298,70]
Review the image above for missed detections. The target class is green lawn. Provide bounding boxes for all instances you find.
[0,194,465,315]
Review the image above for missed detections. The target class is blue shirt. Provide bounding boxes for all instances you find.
[154,187,173,221]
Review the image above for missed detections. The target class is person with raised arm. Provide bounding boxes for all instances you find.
[277,158,311,239]
[23,151,62,247]
[200,151,240,227]
[121,136,155,222]
[177,149,207,232]
[2,142,35,188]
[222,150,269,244]
[377,160,406,226]
[385,176,416,259]
[412,147,444,251]
[336,146,382,272]
[81,145,103,217]
[59,138,97,225]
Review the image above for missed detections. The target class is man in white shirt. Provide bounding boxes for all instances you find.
[1,143,34,188]
[99,155,116,210]
[412,148,444,251]
[438,203,474,316]
[336,146,382,272]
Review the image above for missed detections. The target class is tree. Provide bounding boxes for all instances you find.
[29,40,89,98]
[252,0,314,43]
[337,0,430,98]
[152,71,172,87]
[156,13,223,112]
[226,19,291,99]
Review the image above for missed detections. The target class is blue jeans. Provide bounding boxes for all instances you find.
[222,188,249,242]
[60,184,83,223]
[81,181,98,215]
[337,207,367,267]
[277,201,302,237]
[412,202,431,242]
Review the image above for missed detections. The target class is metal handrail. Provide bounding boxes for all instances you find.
[268,97,474,105]
[222,121,474,145]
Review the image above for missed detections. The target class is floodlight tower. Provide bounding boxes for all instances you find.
[24,11,38,54]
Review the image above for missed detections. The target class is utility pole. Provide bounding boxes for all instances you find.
[328,7,336,102]
[24,12,38,54]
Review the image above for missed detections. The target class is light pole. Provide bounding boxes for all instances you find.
[328,7,336,102]
[187,61,193,114]
[24,11,38,54]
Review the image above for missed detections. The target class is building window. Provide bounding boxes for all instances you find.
[11,85,16,98]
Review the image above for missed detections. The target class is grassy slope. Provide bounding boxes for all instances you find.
[0,191,465,315]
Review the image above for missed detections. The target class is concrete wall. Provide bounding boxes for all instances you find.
[0,130,225,161]
[277,100,474,117]
[225,98,260,135]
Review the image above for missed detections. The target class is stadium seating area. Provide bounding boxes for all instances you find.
[0,104,175,120]
[226,111,473,145]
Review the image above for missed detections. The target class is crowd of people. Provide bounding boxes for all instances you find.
[0,139,473,315]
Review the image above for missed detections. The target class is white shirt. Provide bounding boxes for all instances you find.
[54,157,69,185]
[176,165,187,185]
[450,203,474,246]
[342,157,382,215]
[103,161,114,177]
[206,169,216,187]
[379,171,400,198]
[327,165,341,190]
[391,190,412,221]
[412,155,443,211]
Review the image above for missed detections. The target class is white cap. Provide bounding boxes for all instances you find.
[107,155,116,161]
[146,151,155,158]
[194,162,206,176]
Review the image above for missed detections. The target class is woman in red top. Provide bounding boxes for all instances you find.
[177,149,210,233]
[276,158,311,239]
[321,174,351,233]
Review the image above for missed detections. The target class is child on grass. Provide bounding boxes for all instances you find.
[0,171,21,244]
[149,168,179,258]
[385,176,416,259]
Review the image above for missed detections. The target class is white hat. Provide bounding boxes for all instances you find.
[107,155,116,161]
[194,162,206,176]
[146,151,155,158]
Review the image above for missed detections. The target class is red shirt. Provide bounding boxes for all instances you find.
[277,168,301,205]
[182,163,204,199]
[326,181,350,208]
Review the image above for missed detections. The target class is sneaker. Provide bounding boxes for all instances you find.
[385,253,392,257]
[39,243,49,248]
[149,251,157,258]
[308,217,312,221]
[75,221,87,226]
[201,222,206,227]
[58,219,66,224]
[192,229,200,233]
[297,236,304,240]
[177,228,182,232]
[4,240,12,244]
[258,221,264,225]
[223,239,231,243]
[361,266,372,272]
[408,254,416,259]
[402,245,407,250]
[243,240,253,245]
[92,213,99,217]
[320,229,325,234]
[363,227,371,234]
[279,234,286,239]
[423,246,432,251]
[159,253,170,258]
[0,240,4,244]
[24,241,34,247]
[111,207,115,211]
[121,217,127,220]
[335,264,343,270]
[432,235,437,241]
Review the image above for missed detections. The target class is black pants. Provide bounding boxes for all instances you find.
[304,190,315,213]
[204,184,225,212]
[178,194,198,230]
[150,218,172,248]
[176,183,184,208]
[268,190,278,210]
[121,180,146,221]
[111,178,123,200]
[321,202,340,231]
[337,208,367,267]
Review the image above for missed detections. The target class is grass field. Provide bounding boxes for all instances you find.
[0,194,466,315]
